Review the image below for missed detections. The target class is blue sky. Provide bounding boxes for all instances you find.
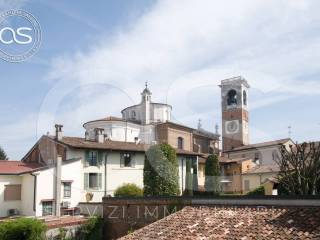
[0,0,320,159]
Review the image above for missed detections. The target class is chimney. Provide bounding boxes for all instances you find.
[95,128,105,143]
[55,155,62,217]
[55,124,63,141]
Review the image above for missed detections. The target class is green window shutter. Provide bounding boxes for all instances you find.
[131,153,136,168]
[98,151,104,166]
[98,173,102,189]
[120,153,124,168]
[84,150,89,167]
[84,173,89,190]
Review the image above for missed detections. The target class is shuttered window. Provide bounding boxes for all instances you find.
[84,173,102,190]
[4,184,21,201]
[85,150,104,167]
[120,153,135,168]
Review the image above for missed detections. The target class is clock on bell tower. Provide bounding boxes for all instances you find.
[220,76,250,152]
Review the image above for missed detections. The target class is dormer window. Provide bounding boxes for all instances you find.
[227,89,237,106]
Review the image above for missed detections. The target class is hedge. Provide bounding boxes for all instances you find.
[246,185,265,196]
[114,183,143,197]
[0,217,47,240]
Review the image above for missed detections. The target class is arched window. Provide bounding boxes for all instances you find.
[131,111,136,119]
[227,89,237,106]
[243,90,247,105]
[177,137,184,150]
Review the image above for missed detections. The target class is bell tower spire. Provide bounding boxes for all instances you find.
[141,82,152,124]
[220,76,250,152]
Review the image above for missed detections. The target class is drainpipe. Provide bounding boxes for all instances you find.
[30,172,39,213]
[104,152,108,196]
[55,155,62,217]
[181,157,184,193]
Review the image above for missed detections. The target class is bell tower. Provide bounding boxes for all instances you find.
[141,82,152,125]
[220,76,250,152]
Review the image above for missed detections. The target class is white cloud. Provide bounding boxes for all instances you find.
[4,0,320,158]
[43,0,320,138]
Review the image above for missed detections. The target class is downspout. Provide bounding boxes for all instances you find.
[55,155,62,217]
[104,151,108,196]
[181,157,184,193]
[30,173,38,212]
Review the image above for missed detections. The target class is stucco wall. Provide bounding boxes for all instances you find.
[35,168,55,216]
[228,145,284,166]
[21,174,35,216]
[242,172,277,193]
[0,175,22,217]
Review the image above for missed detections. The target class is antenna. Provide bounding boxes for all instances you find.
[197,119,202,130]
[288,126,292,138]
[215,124,219,134]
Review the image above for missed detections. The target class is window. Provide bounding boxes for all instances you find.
[254,152,261,161]
[243,90,247,105]
[131,111,136,119]
[87,151,98,166]
[4,184,21,201]
[177,137,184,150]
[42,201,53,216]
[120,153,135,167]
[227,89,237,106]
[84,173,102,190]
[63,182,71,198]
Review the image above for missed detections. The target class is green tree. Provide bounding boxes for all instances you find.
[0,218,47,240]
[114,183,143,197]
[184,157,193,196]
[204,154,220,194]
[144,143,180,196]
[192,159,199,194]
[276,142,320,195]
[0,146,8,160]
[246,185,265,196]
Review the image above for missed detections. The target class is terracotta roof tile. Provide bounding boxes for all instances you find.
[225,138,292,152]
[121,206,320,239]
[0,160,42,175]
[56,136,200,156]
[243,164,279,174]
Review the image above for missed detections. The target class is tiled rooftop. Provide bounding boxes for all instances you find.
[121,206,320,239]
[225,138,292,152]
[243,164,279,174]
[54,136,200,156]
[0,160,42,175]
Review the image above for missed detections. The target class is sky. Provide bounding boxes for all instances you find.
[0,0,320,159]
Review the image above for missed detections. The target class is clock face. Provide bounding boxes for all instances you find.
[225,120,239,134]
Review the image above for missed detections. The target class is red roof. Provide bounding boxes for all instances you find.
[122,206,320,239]
[0,161,42,175]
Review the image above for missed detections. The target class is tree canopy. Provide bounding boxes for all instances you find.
[204,154,220,194]
[144,143,180,196]
[276,142,320,195]
[0,146,8,160]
